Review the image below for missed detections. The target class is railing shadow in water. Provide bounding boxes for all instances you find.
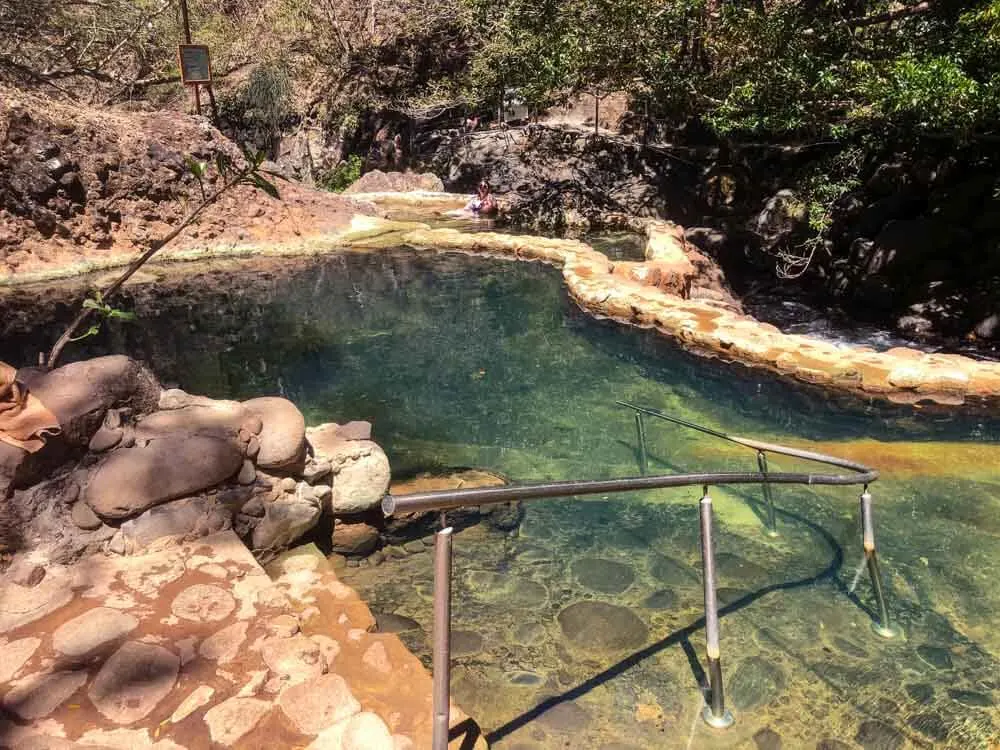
[485,503,856,744]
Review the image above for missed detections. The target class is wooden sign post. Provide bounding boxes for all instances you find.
[178,44,213,117]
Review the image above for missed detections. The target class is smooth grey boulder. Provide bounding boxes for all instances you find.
[242,397,307,471]
[84,435,243,520]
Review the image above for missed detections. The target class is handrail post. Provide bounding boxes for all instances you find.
[432,523,454,750]
[756,450,778,537]
[860,489,901,639]
[699,487,734,729]
[634,411,649,475]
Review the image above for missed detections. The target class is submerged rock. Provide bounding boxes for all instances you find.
[571,557,635,594]
[557,601,648,653]
[916,644,953,670]
[642,589,677,610]
[452,630,484,656]
[854,719,904,750]
[648,554,699,586]
[947,689,993,707]
[536,698,592,732]
[753,728,783,750]
[467,571,548,608]
[374,612,421,633]
[728,656,785,710]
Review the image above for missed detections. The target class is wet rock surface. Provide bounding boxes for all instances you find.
[728,657,786,710]
[0,532,484,749]
[88,641,180,724]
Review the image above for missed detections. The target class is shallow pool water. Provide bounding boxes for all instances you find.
[3,250,999,749]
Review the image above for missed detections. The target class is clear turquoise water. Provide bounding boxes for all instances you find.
[3,249,999,749]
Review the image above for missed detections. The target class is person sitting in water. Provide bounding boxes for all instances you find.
[465,180,497,216]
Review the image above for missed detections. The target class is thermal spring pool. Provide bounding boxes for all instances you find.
[3,248,1000,750]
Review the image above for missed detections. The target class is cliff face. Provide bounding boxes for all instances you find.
[0,87,372,281]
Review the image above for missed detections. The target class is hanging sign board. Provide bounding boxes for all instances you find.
[178,44,212,85]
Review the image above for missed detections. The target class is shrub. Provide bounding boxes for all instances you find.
[318,155,363,193]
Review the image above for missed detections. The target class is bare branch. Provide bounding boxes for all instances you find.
[845,1,932,29]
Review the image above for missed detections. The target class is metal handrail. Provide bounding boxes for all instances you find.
[615,400,878,480]
[382,406,898,749]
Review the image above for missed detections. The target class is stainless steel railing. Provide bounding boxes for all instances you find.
[381,406,898,749]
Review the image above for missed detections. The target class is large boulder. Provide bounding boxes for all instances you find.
[252,491,322,554]
[330,517,380,557]
[134,401,247,441]
[307,423,390,514]
[23,356,160,446]
[344,170,444,194]
[115,496,231,554]
[242,397,307,471]
[84,435,243,520]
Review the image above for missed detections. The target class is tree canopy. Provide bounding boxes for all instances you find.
[4,0,999,144]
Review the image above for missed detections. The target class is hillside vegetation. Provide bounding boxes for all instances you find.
[4,1,998,141]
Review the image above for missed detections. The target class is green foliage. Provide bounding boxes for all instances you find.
[799,149,865,235]
[448,0,1000,145]
[860,55,982,132]
[187,147,281,199]
[70,292,137,341]
[319,155,363,193]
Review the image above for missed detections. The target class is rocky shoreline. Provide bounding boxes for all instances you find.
[336,204,1000,410]
[0,353,486,749]
[4,192,1000,410]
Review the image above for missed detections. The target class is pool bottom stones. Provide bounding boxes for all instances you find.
[339,496,1000,750]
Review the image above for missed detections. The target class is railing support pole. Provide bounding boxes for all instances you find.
[634,411,648,475]
[756,450,778,536]
[432,525,454,750]
[699,488,734,729]
[860,489,901,639]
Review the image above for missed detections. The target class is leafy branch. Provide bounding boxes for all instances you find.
[46,148,282,369]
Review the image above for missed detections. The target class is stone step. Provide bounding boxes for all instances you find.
[0,531,486,749]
